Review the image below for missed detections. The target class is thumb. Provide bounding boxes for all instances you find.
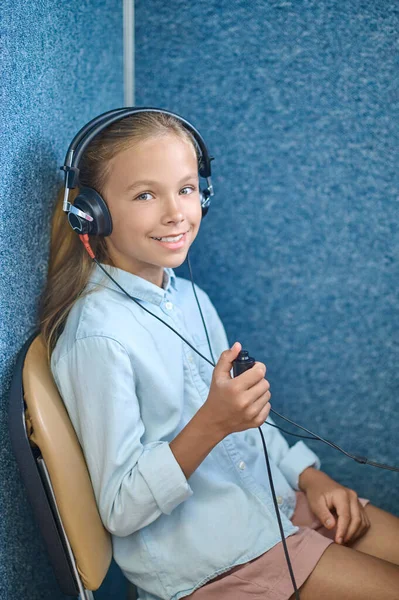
[316,496,336,530]
[215,342,242,378]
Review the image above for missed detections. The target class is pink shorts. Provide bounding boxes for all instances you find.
[187,491,369,600]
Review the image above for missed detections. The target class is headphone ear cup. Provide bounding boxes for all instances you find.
[200,190,211,218]
[72,187,113,236]
[68,211,91,234]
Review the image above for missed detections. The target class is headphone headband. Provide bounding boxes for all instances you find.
[61,107,214,231]
[62,107,213,190]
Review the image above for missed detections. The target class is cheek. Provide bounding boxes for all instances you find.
[111,205,152,235]
[190,196,203,223]
[190,206,202,241]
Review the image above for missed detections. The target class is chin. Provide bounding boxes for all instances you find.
[163,255,188,269]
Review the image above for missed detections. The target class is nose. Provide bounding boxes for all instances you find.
[162,193,185,224]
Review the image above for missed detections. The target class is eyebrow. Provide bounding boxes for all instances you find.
[125,173,198,192]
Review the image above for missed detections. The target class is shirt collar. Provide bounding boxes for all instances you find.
[88,263,177,306]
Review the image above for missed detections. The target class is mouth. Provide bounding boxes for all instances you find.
[150,231,189,249]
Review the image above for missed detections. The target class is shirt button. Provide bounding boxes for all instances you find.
[165,302,173,310]
[188,355,193,363]
[238,461,246,470]
[277,496,283,505]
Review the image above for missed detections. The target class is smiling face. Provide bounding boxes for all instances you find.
[101,133,202,287]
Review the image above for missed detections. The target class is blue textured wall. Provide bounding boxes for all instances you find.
[1,1,124,598]
[136,0,399,514]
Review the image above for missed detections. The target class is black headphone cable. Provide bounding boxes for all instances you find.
[186,252,301,597]
[184,250,399,474]
[80,235,398,599]
[80,237,399,473]
[186,252,216,365]
[80,235,301,598]
[267,409,399,473]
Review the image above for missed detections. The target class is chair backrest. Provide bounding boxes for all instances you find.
[9,333,112,594]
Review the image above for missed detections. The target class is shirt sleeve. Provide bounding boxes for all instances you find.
[52,335,193,537]
[260,417,321,490]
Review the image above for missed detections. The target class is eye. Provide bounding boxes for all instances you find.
[135,192,154,201]
[180,186,196,195]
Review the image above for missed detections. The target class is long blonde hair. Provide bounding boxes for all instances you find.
[39,112,199,357]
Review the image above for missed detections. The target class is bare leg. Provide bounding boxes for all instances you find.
[348,504,399,565]
[289,543,399,600]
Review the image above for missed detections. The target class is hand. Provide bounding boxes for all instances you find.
[298,468,370,545]
[202,342,271,438]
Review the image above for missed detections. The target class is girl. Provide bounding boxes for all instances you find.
[40,110,399,600]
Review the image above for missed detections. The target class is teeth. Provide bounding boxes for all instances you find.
[154,234,184,242]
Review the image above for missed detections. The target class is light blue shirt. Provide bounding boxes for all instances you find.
[51,264,320,600]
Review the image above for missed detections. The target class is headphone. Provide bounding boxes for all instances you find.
[61,107,215,236]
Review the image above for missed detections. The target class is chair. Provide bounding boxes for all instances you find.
[8,332,113,599]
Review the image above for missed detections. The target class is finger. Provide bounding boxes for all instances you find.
[248,390,271,418]
[255,361,267,376]
[334,492,351,544]
[354,499,370,539]
[343,494,362,543]
[251,394,272,426]
[245,377,270,401]
[352,505,370,543]
[315,495,336,530]
[348,513,366,544]
[358,504,370,537]
[234,363,267,391]
[364,507,371,530]
[215,342,242,379]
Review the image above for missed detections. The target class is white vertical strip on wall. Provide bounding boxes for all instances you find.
[123,0,135,106]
